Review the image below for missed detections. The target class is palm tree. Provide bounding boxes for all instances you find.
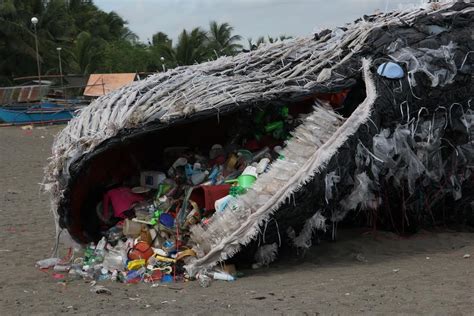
[174,27,208,66]
[70,31,104,74]
[0,0,43,83]
[149,32,174,71]
[152,31,172,47]
[105,11,138,43]
[208,21,242,57]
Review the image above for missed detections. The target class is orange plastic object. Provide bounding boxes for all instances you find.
[128,241,154,261]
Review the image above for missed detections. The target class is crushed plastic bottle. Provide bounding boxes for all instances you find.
[97,267,110,281]
[102,249,124,271]
[210,271,235,281]
[35,258,61,269]
[53,264,71,272]
[94,237,107,262]
[111,270,118,281]
[95,237,107,253]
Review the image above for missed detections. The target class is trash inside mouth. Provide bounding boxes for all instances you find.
[62,88,361,244]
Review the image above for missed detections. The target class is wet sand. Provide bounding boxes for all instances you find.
[0,125,473,315]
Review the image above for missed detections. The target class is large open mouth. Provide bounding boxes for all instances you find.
[55,60,374,275]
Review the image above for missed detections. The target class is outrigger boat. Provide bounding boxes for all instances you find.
[0,80,83,125]
[0,102,76,125]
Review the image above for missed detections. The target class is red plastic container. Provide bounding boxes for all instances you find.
[190,184,231,211]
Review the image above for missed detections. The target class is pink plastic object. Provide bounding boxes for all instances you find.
[52,273,65,280]
[103,187,144,219]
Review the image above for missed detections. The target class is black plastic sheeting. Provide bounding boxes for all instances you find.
[59,3,473,246]
[262,4,474,247]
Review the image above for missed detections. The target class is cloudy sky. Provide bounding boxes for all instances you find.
[95,0,426,44]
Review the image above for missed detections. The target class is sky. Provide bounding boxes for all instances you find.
[95,0,427,45]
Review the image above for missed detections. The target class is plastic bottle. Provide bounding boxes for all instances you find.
[76,265,94,281]
[172,157,188,169]
[95,237,107,253]
[211,271,234,281]
[162,240,175,253]
[252,147,270,162]
[185,164,194,178]
[84,242,96,264]
[214,195,232,212]
[94,237,107,262]
[68,267,82,280]
[97,267,110,281]
[35,258,61,269]
[191,170,209,185]
[53,264,71,272]
[111,270,118,281]
[256,158,270,174]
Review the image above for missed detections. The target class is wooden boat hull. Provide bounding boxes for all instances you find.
[0,103,76,124]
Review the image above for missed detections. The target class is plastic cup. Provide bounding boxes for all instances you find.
[123,219,142,237]
[238,174,256,189]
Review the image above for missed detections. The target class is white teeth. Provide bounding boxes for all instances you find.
[190,105,346,253]
[255,194,272,207]
[239,193,255,207]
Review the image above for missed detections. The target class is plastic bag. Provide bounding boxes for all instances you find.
[340,172,380,211]
[389,42,457,87]
[325,171,341,203]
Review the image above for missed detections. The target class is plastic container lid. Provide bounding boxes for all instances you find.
[161,274,173,283]
[377,62,404,79]
[159,213,175,228]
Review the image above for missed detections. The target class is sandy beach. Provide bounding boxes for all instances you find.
[0,125,473,315]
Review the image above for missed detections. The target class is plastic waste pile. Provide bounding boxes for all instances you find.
[36,105,296,286]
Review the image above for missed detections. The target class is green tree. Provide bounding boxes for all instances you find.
[101,40,151,73]
[0,0,291,86]
[70,31,104,75]
[0,0,46,83]
[174,28,208,66]
[0,0,137,83]
[152,32,172,47]
[208,21,242,57]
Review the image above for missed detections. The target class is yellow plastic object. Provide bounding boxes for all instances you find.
[153,254,176,263]
[176,249,197,261]
[127,259,146,270]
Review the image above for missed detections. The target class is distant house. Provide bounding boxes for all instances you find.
[83,73,138,97]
